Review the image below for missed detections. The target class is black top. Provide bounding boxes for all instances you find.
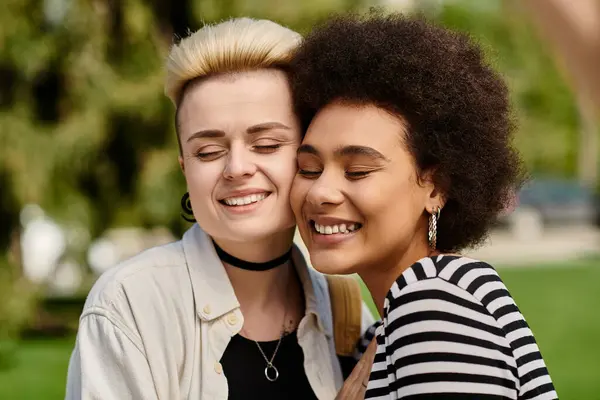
[221,331,319,400]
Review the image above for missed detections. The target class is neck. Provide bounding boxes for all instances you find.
[214,228,295,264]
[225,260,293,310]
[360,235,435,316]
[215,227,296,308]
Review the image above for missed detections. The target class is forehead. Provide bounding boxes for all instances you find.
[303,102,406,151]
[177,69,296,138]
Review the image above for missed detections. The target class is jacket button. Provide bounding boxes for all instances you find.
[203,304,212,315]
[214,362,223,374]
[226,313,238,326]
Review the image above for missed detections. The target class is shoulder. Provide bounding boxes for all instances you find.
[81,240,190,318]
[374,256,557,399]
[384,256,512,338]
[394,255,517,325]
[390,255,507,306]
[393,255,497,291]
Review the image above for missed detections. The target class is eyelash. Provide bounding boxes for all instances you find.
[253,144,281,153]
[195,150,224,160]
[298,170,321,178]
[298,170,371,180]
[196,150,223,157]
[194,144,282,160]
[346,171,371,179]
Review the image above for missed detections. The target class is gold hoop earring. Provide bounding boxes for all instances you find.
[428,206,441,249]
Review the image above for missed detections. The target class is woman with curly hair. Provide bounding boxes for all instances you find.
[290,12,558,399]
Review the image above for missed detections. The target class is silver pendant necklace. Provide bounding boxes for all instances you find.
[245,269,293,382]
[253,333,284,382]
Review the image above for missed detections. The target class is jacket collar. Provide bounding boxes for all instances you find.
[291,245,333,338]
[182,224,333,338]
[182,224,239,321]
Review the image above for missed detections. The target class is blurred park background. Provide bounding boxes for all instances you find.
[1,0,600,398]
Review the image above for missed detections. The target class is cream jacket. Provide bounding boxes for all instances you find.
[65,224,374,399]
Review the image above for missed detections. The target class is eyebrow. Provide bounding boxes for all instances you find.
[337,145,390,161]
[246,121,291,134]
[297,144,390,161]
[297,144,320,156]
[187,122,291,143]
[187,130,225,142]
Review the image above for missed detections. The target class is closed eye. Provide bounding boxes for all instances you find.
[254,144,282,154]
[195,150,225,160]
[345,170,371,179]
[298,169,321,178]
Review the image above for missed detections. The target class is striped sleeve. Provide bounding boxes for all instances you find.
[452,262,557,400]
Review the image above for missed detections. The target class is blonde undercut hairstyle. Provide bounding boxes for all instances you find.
[165,17,302,107]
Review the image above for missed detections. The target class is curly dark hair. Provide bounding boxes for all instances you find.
[290,11,526,252]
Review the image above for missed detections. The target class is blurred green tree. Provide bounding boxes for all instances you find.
[0,0,368,358]
[429,0,582,178]
[0,0,368,256]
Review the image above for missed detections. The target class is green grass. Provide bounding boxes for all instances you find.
[498,258,600,400]
[0,259,598,399]
[0,337,74,400]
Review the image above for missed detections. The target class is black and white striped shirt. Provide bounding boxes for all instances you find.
[365,255,557,399]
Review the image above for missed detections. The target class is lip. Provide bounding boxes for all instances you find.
[220,200,267,214]
[218,189,271,201]
[309,225,359,246]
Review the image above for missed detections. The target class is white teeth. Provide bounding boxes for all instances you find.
[314,222,360,235]
[223,193,267,206]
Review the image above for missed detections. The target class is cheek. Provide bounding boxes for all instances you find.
[184,160,222,200]
[357,177,423,231]
[289,175,310,215]
[261,149,298,192]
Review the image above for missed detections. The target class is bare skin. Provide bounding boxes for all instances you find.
[335,338,377,399]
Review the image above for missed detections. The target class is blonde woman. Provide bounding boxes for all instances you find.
[65,18,374,400]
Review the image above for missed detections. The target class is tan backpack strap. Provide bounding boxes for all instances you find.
[326,274,363,357]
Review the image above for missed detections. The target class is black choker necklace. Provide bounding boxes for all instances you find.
[212,240,292,271]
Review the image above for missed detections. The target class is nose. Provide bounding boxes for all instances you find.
[305,173,345,207]
[222,144,257,180]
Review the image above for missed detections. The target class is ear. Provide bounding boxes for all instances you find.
[421,169,446,214]
[178,155,185,174]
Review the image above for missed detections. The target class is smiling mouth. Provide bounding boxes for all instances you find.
[311,220,363,235]
[219,192,271,206]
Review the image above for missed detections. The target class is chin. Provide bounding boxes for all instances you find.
[308,250,358,276]
[221,219,296,242]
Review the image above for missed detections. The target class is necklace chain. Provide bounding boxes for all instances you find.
[242,267,293,382]
[253,327,285,366]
